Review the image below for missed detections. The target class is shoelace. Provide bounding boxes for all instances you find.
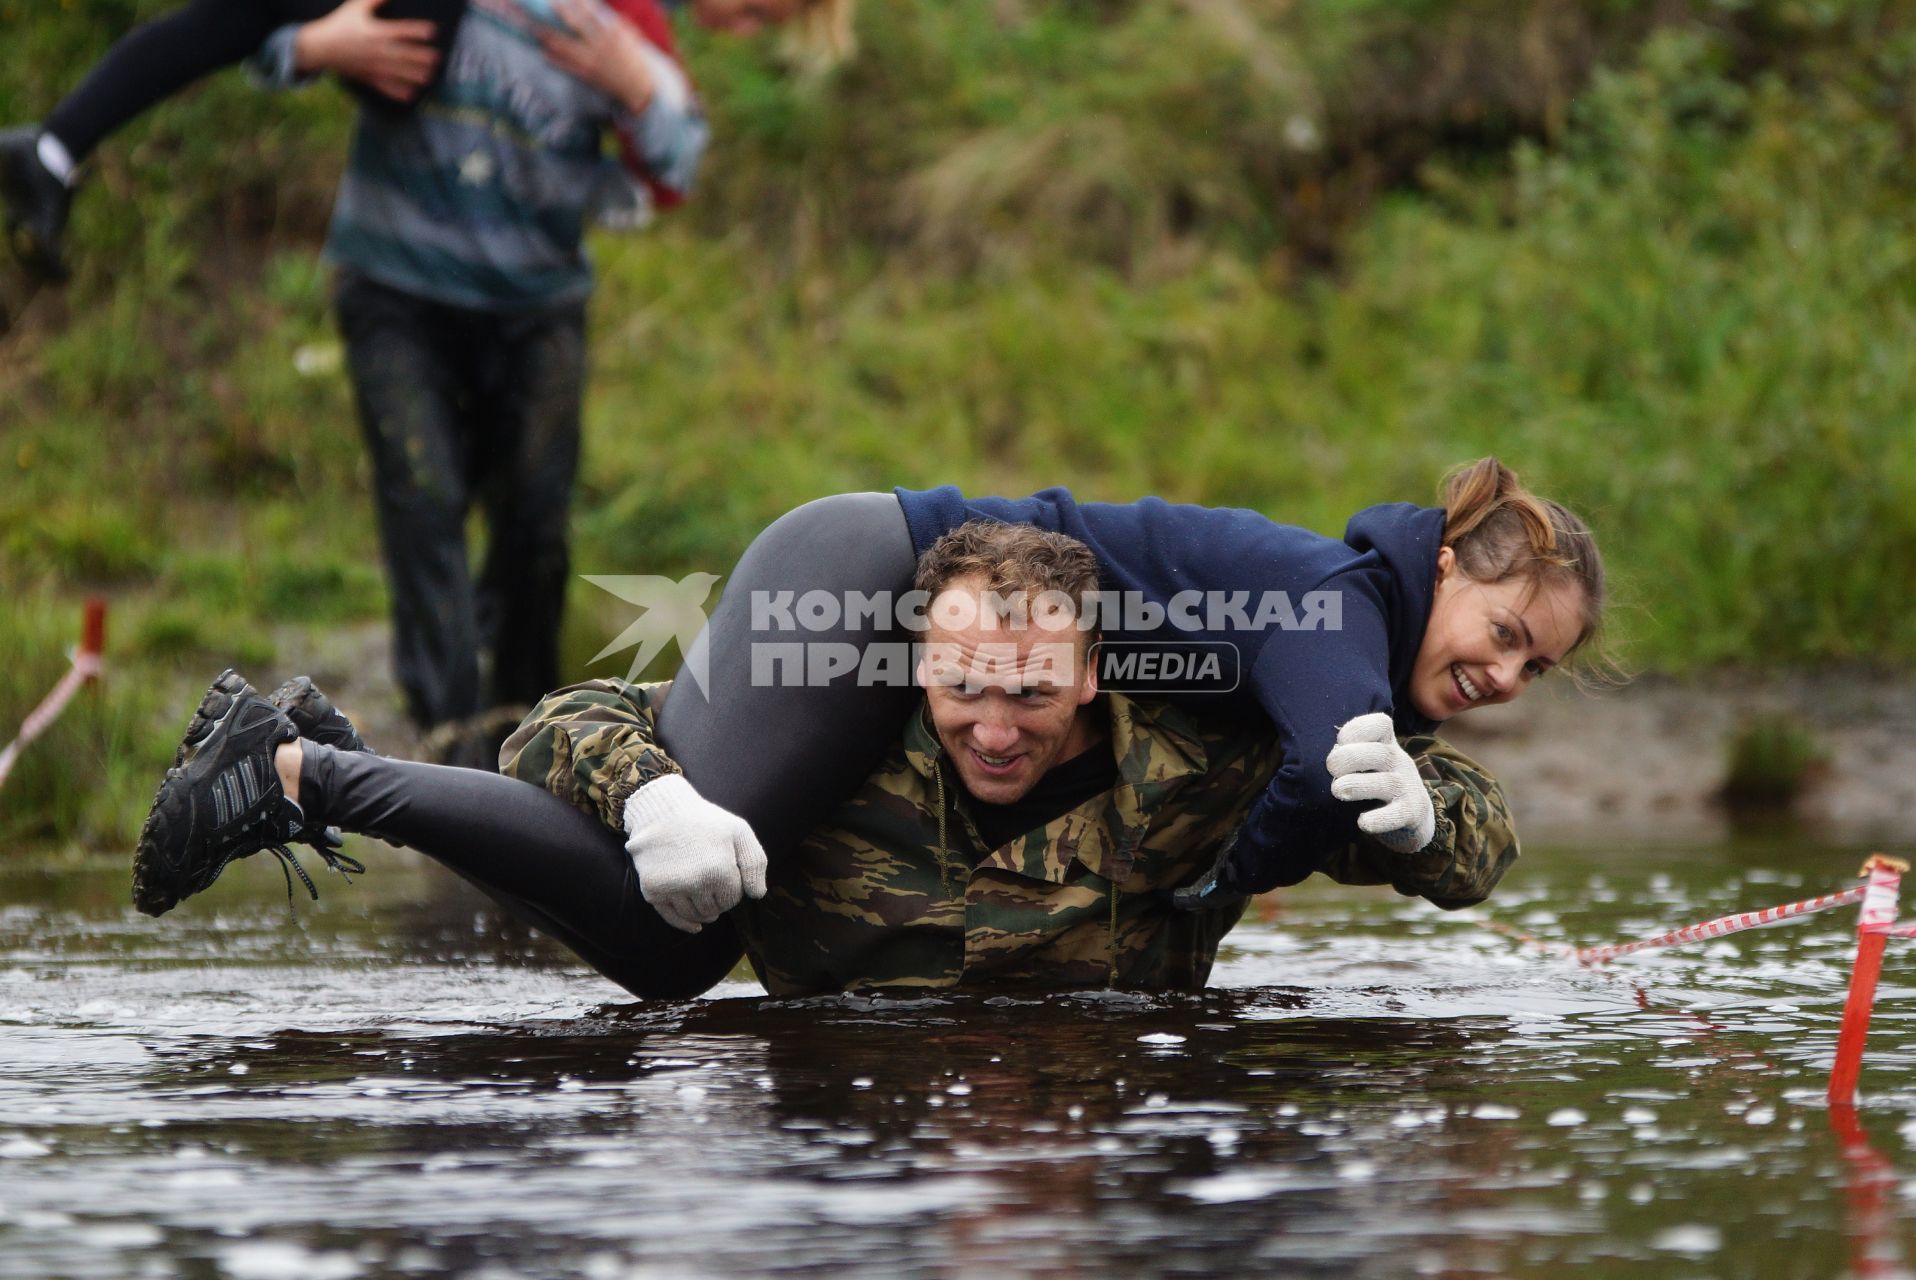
[196,813,367,907]
[264,842,367,906]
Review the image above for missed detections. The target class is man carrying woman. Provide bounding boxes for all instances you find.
[130,459,1598,998]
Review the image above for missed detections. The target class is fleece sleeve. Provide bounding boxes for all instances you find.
[604,0,706,206]
[247,24,319,90]
[1222,568,1399,892]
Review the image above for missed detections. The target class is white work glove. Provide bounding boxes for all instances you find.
[622,774,768,933]
[1326,712,1437,854]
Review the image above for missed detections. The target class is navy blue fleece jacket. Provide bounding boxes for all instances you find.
[896,486,1446,893]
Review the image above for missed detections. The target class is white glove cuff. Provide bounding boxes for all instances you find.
[623,772,698,835]
[1404,803,1438,854]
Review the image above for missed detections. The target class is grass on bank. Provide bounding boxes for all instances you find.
[4,5,1916,849]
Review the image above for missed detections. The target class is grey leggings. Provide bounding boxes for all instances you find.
[656,491,921,861]
[302,492,920,998]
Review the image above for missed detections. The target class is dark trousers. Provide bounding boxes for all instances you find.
[335,270,585,731]
[44,0,466,160]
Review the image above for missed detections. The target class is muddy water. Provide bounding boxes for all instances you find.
[3,837,1914,1279]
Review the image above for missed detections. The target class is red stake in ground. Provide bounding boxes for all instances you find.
[1827,854,1908,1106]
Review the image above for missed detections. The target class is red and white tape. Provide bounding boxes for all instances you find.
[1572,884,1870,966]
[1830,856,1906,1106]
[1474,853,1913,1105]
[0,600,106,792]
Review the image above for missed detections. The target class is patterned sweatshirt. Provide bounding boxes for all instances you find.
[256,0,707,310]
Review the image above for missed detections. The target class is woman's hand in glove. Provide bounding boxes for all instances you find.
[1326,712,1436,854]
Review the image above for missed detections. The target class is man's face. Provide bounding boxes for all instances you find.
[916,575,1100,806]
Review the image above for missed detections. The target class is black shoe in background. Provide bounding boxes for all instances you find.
[0,127,72,285]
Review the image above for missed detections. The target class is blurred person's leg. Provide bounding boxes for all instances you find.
[335,269,484,733]
[474,300,587,714]
[7,0,464,282]
[45,0,320,163]
[43,0,465,161]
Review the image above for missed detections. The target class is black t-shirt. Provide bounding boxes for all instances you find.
[969,743,1119,853]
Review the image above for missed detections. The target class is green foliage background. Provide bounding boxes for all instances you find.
[4,0,1915,848]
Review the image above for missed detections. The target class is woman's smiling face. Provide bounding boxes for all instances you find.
[1408,547,1586,722]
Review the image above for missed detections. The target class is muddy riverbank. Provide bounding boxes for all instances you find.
[1444,669,1916,846]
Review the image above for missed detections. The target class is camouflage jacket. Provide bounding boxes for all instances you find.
[501,680,1518,995]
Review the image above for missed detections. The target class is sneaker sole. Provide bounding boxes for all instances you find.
[0,144,71,286]
[132,768,192,918]
[135,670,257,916]
[169,670,253,768]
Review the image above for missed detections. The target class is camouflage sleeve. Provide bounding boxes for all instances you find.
[496,678,680,832]
[1317,734,1518,910]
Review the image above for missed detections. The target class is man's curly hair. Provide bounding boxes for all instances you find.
[913,520,1100,620]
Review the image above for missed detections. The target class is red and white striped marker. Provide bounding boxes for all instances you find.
[0,599,106,792]
[1477,852,1914,1104]
[1828,855,1907,1106]
[1573,884,1870,966]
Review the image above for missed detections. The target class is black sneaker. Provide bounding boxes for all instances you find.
[270,675,370,754]
[134,670,364,917]
[0,127,72,285]
[271,675,403,849]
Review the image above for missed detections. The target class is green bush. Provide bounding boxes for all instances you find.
[6,2,1916,848]
[1720,712,1829,811]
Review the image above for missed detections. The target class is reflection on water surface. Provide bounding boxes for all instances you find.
[1,838,1913,1278]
